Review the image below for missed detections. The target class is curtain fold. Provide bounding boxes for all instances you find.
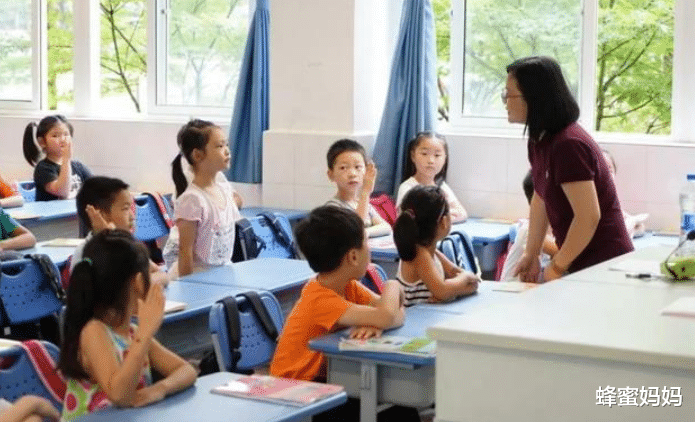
[227,0,270,184]
[372,0,437,196]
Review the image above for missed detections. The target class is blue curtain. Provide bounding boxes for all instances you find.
[372,0,437,195]
[227,0,269,183]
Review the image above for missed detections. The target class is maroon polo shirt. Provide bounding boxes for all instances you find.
[528,122,634,273]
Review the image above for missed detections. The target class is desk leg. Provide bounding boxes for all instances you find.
[360,362,378,422]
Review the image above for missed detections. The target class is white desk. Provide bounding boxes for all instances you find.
[428,280,695,422]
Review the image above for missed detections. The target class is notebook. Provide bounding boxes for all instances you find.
[338,335,436,357]
[211,375,344,407]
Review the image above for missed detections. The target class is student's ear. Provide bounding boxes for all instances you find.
[345,248,359,267]
[327,168,335,182]
[191,148,205,164]
[37,137,46,148]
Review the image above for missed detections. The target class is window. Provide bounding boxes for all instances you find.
[48,0,75,111]
[445,0,675,135]
[154,0,250,113]
[0,0,38,107]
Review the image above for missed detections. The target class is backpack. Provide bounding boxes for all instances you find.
[361,263,386,294]
[232,212,298,262]
[201,291,283,375]
[438,231,479,274]
[369,193,398,227]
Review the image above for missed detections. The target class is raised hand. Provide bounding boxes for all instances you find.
[137,282,165,339]
[86,204,116,233]
[362,161,377,196]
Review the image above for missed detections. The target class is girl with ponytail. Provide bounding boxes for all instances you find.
[23,115,92,201]
[58,230,195,421]
[163,119,241,277]
[393,185,479,306]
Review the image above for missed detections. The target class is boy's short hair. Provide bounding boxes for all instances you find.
[294,205,365,273]
[76,176,130,231]
[326,139,367,169]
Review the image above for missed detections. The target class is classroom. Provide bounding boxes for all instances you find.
[0,1,694,421]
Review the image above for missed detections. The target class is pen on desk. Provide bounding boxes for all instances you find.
[625,272,655,279]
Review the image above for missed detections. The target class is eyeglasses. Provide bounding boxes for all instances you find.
[501,89,522,104]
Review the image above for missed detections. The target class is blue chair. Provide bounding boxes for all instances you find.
[133,194,170,243]
[438,230,478,274]
[0,258,63,327]
[17,181,35,202]
[0,341,63,409]
[209,291,284,373]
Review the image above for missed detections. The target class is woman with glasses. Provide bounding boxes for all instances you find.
[505,56,633,282]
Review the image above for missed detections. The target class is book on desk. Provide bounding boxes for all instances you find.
[211,374,344,407]
[338,335,436,357]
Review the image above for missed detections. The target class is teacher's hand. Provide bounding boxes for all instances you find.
[514,252,541,283]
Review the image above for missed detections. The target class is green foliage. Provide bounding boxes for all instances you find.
[433,0,451,121]
[47,0,74,110]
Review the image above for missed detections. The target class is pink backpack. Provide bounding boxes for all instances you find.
[369,193,398,227]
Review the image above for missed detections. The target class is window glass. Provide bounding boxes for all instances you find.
[48,0,75,111]
[0,1,33,101]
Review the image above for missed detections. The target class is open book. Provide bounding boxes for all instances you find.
[338,335,435,357]
[211,375,344,407]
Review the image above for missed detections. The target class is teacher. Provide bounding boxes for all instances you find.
[506,56,633,282]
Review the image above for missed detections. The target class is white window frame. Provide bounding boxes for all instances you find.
[0,0,45,111]
[449,0,695,143]
[148,0,253,119]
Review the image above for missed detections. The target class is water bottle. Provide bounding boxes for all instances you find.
[678,174,695,255]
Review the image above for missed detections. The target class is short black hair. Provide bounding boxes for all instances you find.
[294,205,365,273]
[506,56,579,143]
[76,176,130,231]
[326,139,367,169]
[522,170,534,204]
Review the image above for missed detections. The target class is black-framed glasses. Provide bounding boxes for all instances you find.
[501,89,522,104]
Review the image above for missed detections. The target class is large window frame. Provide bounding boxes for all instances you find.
[0,0,252,119]
[449,0,695,142]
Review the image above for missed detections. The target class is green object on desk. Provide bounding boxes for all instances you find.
[661,257,695,280]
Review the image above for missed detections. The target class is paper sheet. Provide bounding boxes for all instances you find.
[608,259,662,275]
[661,297,695,318]
[490,281,537,293]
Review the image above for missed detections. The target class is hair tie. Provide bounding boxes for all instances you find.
[82,258,92,266]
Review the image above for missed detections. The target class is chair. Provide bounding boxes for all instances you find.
[133,194,170,243]
[0,258,63,327]
[361,263,387,294]
[17,181,36,202]
[0,340,64,409]
[209,291,284,373]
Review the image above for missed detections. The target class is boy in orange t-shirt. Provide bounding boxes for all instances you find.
[270,205,405,382]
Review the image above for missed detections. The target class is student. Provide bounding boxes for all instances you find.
[394,185,479,306]
[0,206,36,251]
[71,176,170,285]
[325,139,391,238]
[396,132,468,223]
[499,171,558,282]
[58,230,196,421]
[23,115,92,201]
[0,395,60,422]
[0,174,23,208]
[167,119,241,277]
[602,149,647,238]
[270,205,405,382]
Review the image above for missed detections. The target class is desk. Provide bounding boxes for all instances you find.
[310,306,459,422]
[428,280,695,422]
[240,207,309,225]
[179,258,316,317]
[77,372,348,422]
[416,280,531,315]
[8,199,78,241]
[158,282,253,358]
[632,232,678,249]
[21,241,76,268]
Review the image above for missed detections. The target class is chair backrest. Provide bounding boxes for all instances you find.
[0,341,63,409]
[0,258,63,325]
[361,263,387,294]
[209,291,284,373]
[232,212,297,262]
[438,230,478,274]
[17,181,36,203]
[369,193,398,226]
[133,194,170,243]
